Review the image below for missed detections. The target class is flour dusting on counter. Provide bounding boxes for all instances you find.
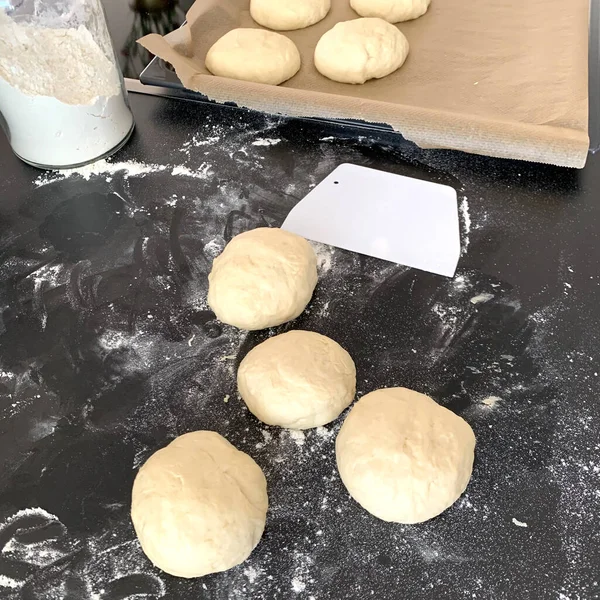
[34,159,168,186]
[1,108,598,599]
[470,292,495,304]
[171,164,212,179]
[512,518,528,528]
[252,138,281,146]
[459,197,471,253]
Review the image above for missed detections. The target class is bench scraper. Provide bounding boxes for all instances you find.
[282,163,461,278]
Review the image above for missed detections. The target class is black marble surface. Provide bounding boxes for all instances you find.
[0,93,599,600]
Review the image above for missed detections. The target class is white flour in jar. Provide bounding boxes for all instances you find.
[0,12,133,168]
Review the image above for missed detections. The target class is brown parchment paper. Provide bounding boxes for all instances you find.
[139,0,590,168]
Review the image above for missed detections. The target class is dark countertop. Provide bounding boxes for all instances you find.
[0,92,599,600]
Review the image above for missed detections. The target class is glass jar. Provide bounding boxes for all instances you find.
[0,0,135,169]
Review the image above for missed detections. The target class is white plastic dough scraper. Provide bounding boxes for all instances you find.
[282,163,461,278]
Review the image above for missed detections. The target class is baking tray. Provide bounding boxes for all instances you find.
[137,0,600,158]
[138,45,397,136]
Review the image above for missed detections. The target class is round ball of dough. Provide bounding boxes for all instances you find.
[205,28,301,85]
[314,18,409,84]
[336,388,476,523]
[208,228,318,331]
[250,0,331,31]
[131,431,268,578]
[351,0,431,23]
[238,330,356,429]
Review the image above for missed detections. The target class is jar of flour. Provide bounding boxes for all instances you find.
[0,0,134,169]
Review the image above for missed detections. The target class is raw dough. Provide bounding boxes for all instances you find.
[238,330,356,429]
[131,431,268,578]
[336,387,476,523]
[205,28,301,85]
[208,228,317,330]
[351,0,431,23]
[251,0,331,31]
[314,18,409,84]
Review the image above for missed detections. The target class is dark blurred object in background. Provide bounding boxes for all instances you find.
[102,0,192,79]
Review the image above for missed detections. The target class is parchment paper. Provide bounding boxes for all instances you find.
[139,0,590,168]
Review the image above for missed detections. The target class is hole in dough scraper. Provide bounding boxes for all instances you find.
[282,163,461,278]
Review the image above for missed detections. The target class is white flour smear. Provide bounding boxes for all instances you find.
[243,566,261,583]
[252,138,281,146]
[0,507,167,598]
[459,197,471,254]
[34,159,168,187]
[470,293,495,304]
[0,508,65,590]
[178,115,283,161]
[310,242,335,275]
[171,164,212,179]
[0,13,133,167]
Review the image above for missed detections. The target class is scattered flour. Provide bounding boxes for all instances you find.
[481,396,501,408]
[255,428,274,450]
[0,575,21,589]
[3,109,595,600]
[0,507,64,590]
[186,134,222,148]
[204,237,226,259]
[311,242,334,275]
[179,129,227,157]
[459,197,471,255]
[85,534,166,599]
[25,263,67,330]
[315,426,334,440]
[34,159,168,186]
[452,274,468,292]
[178,117,281,161]
[0,506,59,524]
[30,263,65,289]
[98,330,138,352]
[252,138,281,146]
[288,430,306,447]
[171,163,212,179]
[432,302,461,327]
[291,577,306,593]
[290,551,313,595]
[470,293,494,305]
[244,566,260,583]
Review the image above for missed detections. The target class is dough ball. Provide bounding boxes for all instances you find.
[351,0,431,23]
[238,330,356,429]
[131,431,268,578]
[208,228,318,331]
[314,18,409,84]
[205,28,300,85]
[250,0,331,31]
[336,387,476,523]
